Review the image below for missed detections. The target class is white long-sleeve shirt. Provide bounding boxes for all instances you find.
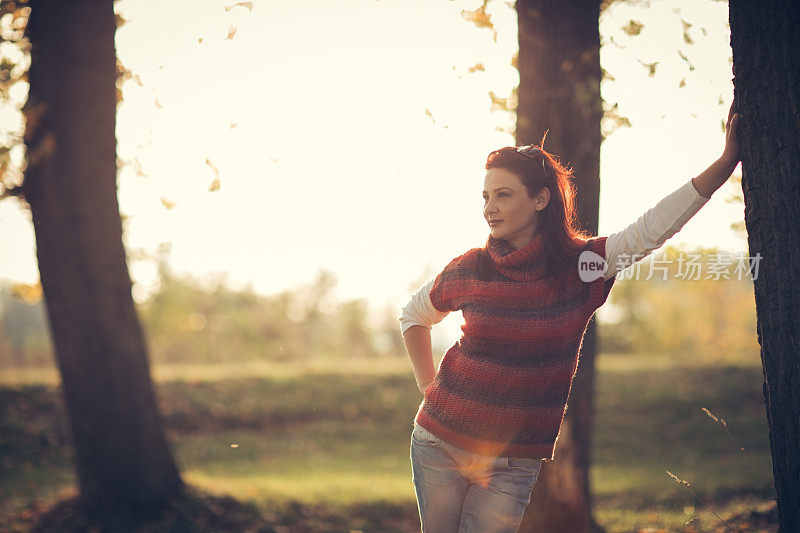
[399,177,710,335]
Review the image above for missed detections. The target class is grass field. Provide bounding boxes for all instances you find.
[0,353,776,532]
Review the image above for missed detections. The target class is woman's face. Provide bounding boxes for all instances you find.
[483,167,550,250]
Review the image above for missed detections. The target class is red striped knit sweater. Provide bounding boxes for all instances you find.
[414,229,615,461]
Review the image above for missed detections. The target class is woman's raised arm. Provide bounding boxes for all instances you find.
[604,179,710,280]
[604,100,741,281]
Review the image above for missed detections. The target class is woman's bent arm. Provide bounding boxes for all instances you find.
[399,278,450,394]
[398,278,449,334]
[403,325,437,395]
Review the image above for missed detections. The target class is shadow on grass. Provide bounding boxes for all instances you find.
[4,484,420,533]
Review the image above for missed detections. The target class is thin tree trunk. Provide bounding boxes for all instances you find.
[730,0,800,529]
[515,1,604,531]
[22,0,184,524]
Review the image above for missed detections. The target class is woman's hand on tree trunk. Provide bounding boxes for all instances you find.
[721,98,741,165]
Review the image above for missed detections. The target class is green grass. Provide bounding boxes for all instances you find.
[175,419,416,506]
[0,353,775,532]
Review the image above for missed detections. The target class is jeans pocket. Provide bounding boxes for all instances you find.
[412,423,441,446]
[506,456,542,471]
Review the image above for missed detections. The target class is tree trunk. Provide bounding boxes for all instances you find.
[729,0,800,530]
[22,0,184,524]
[515,1,604,531]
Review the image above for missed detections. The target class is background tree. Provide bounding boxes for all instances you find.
[512,1,605,531]
[729,0,800,529]
[17,0,184,524]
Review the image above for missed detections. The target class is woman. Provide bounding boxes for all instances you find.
[399,103,741,533]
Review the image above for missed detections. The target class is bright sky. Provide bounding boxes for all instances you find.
[0,0,741,347]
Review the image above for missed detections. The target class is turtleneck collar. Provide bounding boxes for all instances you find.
[486,225,547,281]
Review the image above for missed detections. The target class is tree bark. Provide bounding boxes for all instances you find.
[22,0,184,524]
[515,1,604,531]
[729,0,800,530]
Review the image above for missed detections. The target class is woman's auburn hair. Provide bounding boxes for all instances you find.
[475,145,596,284]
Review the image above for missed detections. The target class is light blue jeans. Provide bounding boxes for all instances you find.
[410,422,543,533]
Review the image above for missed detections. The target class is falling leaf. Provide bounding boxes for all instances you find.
[424,108,436,123]
[224,1,254,12]
[461,3,492,28]
[229,122,238,129]
[460,2,497,42]
[681,19,694,45]
[488,91,513,113]
[677,49,695,71]
[11,282,42,304]
[622,19,644,36]
[679,78,686,88]
[226,24,237,40]
[468,62,485,73]
[160,197,176,210]
[602,102,631,132]
[209,178,220,192]
[119,155,147,178]
[205,157,220,178]
[197,37,203,44]
[154,98,163,109]
[637,59,658,77]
